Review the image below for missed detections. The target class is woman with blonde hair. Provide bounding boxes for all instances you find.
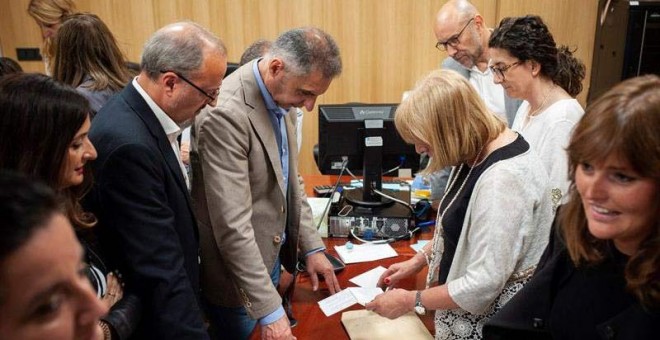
[484,75,660,339]
[365,69,554,339]
[52,13,131,114]
[27,0,77,72]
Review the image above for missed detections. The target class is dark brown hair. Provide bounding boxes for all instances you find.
[489,15,586,97]
[560,74,660,307]
[0,73,96,230]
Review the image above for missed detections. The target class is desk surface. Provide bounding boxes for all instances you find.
[250,175,435,339]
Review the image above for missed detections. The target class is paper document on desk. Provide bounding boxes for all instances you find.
[318,287,384,316]
[348,287,384,306]
[410,240,430,253]
[341,310,433,340]
[349,266,387,288]
[334,243,398,264]
[348,179,410,191]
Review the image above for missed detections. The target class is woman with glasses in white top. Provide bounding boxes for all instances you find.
[488,15,585,205]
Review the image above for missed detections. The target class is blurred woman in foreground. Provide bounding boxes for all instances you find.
[0,171,107,339]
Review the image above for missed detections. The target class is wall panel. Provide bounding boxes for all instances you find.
[0,0,597,175]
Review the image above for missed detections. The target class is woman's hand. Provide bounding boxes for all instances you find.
[377,253,426,288]
[101,272,123,309]
[365,288,415,319]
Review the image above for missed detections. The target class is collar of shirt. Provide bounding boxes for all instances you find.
[132,77,182,144]
[469,65,493,76]
[252,59,287,118]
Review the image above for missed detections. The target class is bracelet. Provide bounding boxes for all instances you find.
[99,321,112,340]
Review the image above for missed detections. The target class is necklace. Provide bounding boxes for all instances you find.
[425,145,484,288]
[527,85,555,118]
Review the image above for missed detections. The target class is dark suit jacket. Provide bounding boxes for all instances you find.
[483,216,659,340]
[190,61,324,319]
[85,82,209,339]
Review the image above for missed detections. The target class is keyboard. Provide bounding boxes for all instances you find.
[313,185,335,196]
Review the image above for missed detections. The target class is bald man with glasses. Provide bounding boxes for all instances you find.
[434,0,521,125]
[425,0,522,199]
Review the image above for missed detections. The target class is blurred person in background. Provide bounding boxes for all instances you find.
[27,0,77,73]
[51,13,131,115]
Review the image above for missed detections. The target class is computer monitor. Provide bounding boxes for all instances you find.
[317,103,420,206]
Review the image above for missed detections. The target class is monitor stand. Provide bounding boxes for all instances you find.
[345,119,394,207]
[344,187,393,207]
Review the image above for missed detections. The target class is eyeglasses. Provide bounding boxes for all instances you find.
[489,61,521,81]
[160,70,219,102]
[435,18,475,51]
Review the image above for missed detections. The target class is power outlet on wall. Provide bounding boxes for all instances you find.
[16,48,42,61]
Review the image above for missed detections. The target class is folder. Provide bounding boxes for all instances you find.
[341,310,433,340]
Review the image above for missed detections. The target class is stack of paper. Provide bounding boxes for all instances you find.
[334,243,398,264]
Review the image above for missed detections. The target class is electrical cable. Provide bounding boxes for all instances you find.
[371,187,415,216]
[316,157,349,231]
[350,226,420,245]
[382,155,406,176]
[345,167,359,180]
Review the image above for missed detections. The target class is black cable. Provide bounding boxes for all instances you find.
[316,157,349,231]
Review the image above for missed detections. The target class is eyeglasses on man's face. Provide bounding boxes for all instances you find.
[435,17,475,52]
[160,70,219,102]
[488,61,521,81]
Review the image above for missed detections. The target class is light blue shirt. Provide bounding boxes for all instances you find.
[252,60,325,325]
[252,60,288,326]
[253,60,289,191]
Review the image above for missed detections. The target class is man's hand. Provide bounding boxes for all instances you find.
[304,252,341,294]
[261,314,295,340]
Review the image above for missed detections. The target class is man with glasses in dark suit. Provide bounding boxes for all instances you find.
[85,21,227,339]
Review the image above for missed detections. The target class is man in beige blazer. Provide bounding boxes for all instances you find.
[191,27,342,340]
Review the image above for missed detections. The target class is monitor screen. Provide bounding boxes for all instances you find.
[317,103,420,176]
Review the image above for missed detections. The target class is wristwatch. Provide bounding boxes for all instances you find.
[414,290,426,315]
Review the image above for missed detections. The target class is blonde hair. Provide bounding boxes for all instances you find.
[395,69,505,173]
[27,0,77,62]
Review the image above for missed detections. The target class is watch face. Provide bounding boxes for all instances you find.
[414,305,426,315]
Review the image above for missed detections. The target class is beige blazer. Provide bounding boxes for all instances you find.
[190,61,323,319]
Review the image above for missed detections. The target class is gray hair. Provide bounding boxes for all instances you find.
[239,39,272,66]
[265,27,342,79]
[141,21,227,80]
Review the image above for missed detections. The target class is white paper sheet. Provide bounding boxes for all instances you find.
[334,243,398,264]
[349,266,387,288]
[347,287,384,306]
[318,289,359,317]
[318,287,385,316]
[410,240,430,253]
[307,197,330,237]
